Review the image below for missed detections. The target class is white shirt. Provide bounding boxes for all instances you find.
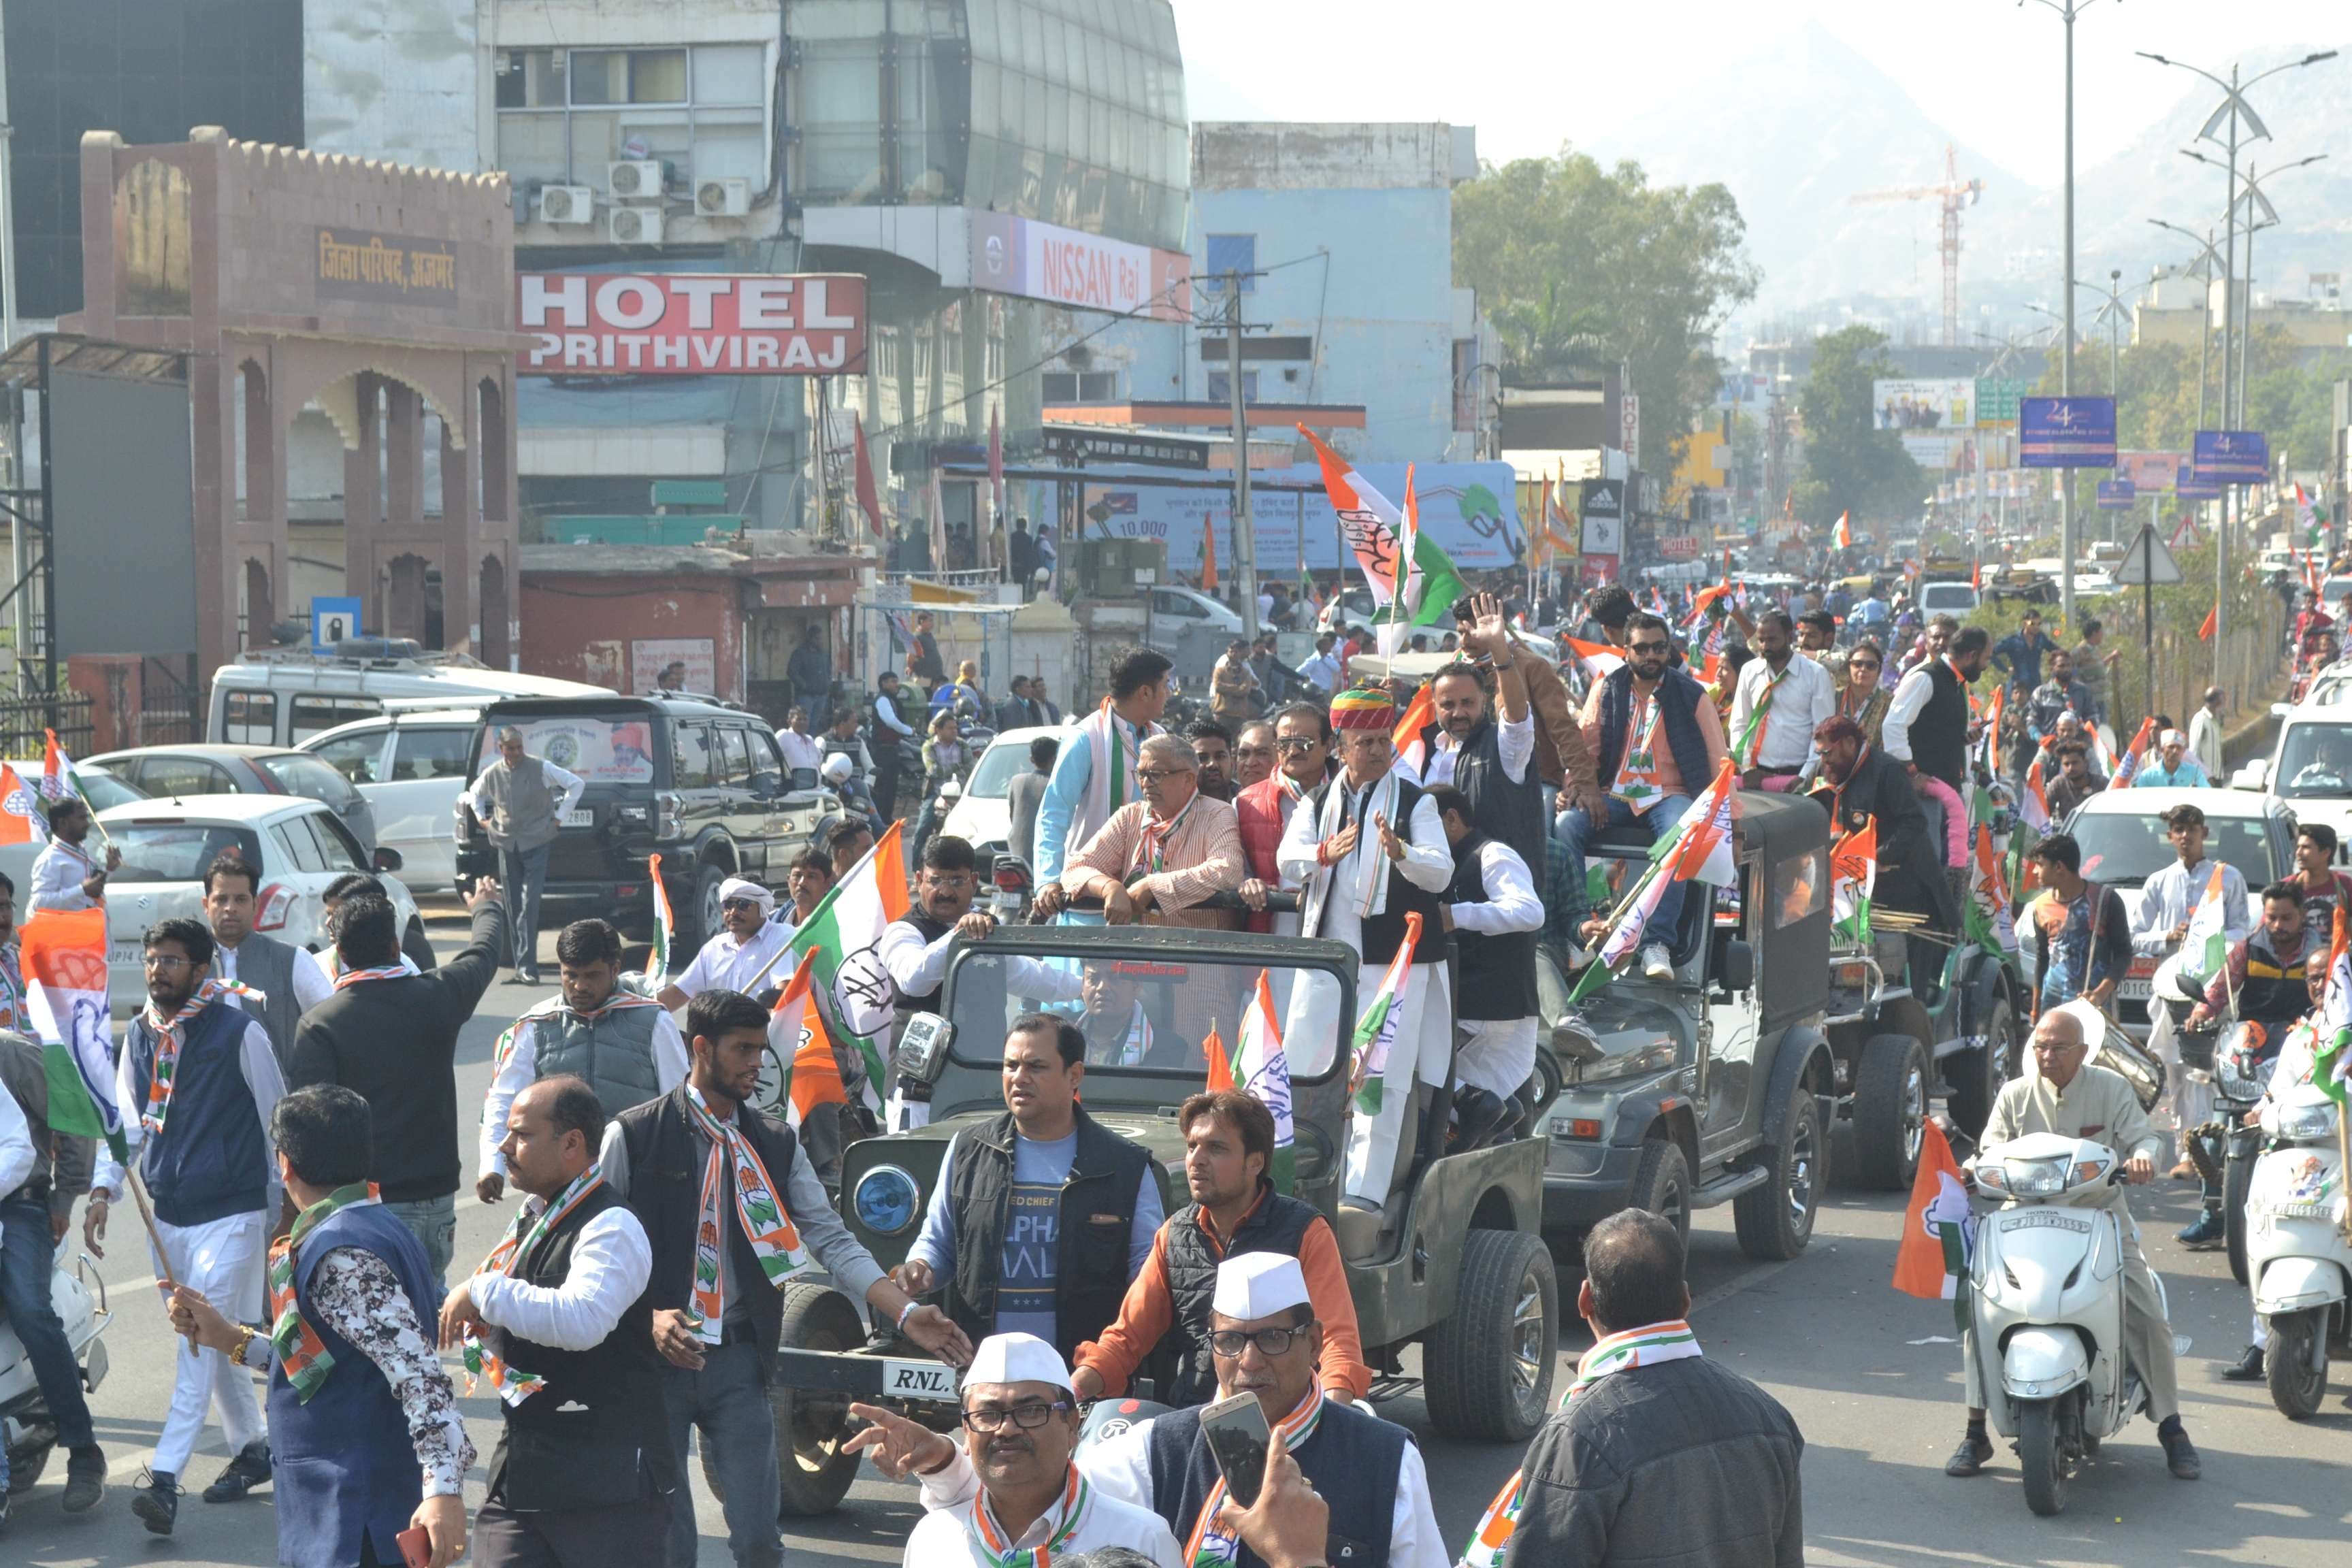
[777,730,826,775]
[216,938,336,1014]
[916,1411,1448,1568]
[902,1476,1183,1567]
[2131,855,2252,956]
[470,1192,653,1351]
[28,838,101,912]
[0,1077,33,1198]
[1301,651,1344,692]
[1727,652,1836,770]
[1410,710,1533,790]
[1880,663,1939,764]
[94,1010,286,1211]
[2187,706,2225,780]
[466,758,586,823]
[1448,838,1544,935]
[478,1003,689,1179]
[1273,778,1454,945]
[878,919,1085,1007]
[674,922,795,997]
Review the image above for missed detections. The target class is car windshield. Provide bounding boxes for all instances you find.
[478,714,657,784]
[965,738,1036,801]
[2073,810,2273,892]
[108,823,266,884]
[943,946,1352,1083]
[2275,722,2352,799]
[257,753,359,809]
[71,769,144,811]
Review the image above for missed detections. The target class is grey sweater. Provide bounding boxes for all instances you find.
[1503,1353,1804,1567]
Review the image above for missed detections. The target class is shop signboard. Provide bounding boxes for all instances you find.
[518,273,866,375]
[2018,396,2117,468]
[969,212,1192,323]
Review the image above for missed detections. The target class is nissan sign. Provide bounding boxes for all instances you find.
[518,273,867,376]
[968,212,1191,323]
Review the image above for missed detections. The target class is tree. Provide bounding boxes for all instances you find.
[1454,149,1759,476]
[1796,326,1924,525]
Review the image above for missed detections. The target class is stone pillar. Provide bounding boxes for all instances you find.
[342,372,382,635]
[387,382,423,530]
[440,415,474,658]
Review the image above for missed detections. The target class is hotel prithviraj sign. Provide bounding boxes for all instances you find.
[517,273,868,375]
[316,228,459,306]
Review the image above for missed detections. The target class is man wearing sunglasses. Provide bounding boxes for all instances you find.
[855,1253,1446,1568]
[655,878,793,1011]
[1237,704,1333,937]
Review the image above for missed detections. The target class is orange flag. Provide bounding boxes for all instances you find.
[2199,603,2218,642]
[0,764,47,847]
[768,953,849,1128]
[1204,1025,1235,1092]
[1202,513,1220,593]
[1893,1121,1975,1329]
[1390,681,1437,776]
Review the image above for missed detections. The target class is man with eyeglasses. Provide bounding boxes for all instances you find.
[86,917,287,1536]
[1040,736,1245,934]
[855,1253,1446,1568]
[1237,704,1331,937]
[655,878,793,1011]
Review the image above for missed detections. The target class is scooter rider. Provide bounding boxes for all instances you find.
[2177,883,2314,1251]
[1946,1008,2200,1482]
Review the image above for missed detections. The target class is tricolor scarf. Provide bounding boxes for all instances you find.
[461,1164,606,1405]
[969,1465,1093,1568]
[685,1087,808,1341]
[1301,770,1407,931]
[1075,702,1160,865]
[0,945,21,1031]
[1184,1388,1326,1567]
[1456,1322,1702,1567]
[1733,663,1787,768]
[266,1181,380,1402]
[1115,1001,1154,1066]
[141,978,266,1137]
[1136,795,1201,877]
[333,962,415,990]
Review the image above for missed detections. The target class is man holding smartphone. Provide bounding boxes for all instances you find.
[854,1253,1447,1567]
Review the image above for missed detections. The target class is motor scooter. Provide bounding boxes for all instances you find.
[1,1252,110,1497]
[1967,1132,2163,1517]
[2206,1019,2281,1284]
[2244,1080,2352,1419]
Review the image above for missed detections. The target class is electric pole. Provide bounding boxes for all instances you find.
[1224,270,1258,628]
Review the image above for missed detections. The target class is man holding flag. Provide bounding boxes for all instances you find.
[2130,803,2251,1183]
[1808,715,1956,977]
[29,795,117,913]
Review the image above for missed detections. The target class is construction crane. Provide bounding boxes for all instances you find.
[1851,145,1984,348]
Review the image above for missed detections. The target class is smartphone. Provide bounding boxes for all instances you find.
[395,1525,432,1568]
[1197,1392,1273,1509]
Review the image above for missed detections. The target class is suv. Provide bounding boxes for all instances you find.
[755,917,1557,1516]
[461,696,840,949]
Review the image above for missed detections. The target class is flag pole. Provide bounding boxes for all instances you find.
[125,1167,180,1294]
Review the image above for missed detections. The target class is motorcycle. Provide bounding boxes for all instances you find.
[1967,1133,2163,1518]
[1,1253,110,1497]
[2201,1018,2279,1284]
[2244,1080,2351,1420]
[983,851,1034,924]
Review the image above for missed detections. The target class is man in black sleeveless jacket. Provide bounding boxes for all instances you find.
[1406,594,1546,870]
[1430,785,1544,1143]
[439,1075,672,1568]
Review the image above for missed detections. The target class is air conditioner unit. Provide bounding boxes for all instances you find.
[608,206,664,245]
[696,177,751,217]
[608,159,666,199]
[538,185,595,226]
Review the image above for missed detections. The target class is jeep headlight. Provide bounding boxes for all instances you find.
[853,1165,921,1238]
[2277,1100,2340,1143]
[1573,1039,1680,1085]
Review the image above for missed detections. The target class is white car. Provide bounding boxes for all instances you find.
[1917,581,1978,618]
[940,725,1064,862]
[95,794,427,1018]
[299,706,481,893]
[2235,706,2352,853]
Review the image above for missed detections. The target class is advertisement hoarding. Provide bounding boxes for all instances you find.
[2176,461,2223,500]
[518,273,866,375]
[1084,462,1523,574]
[2119,451,2181,492]
[969,212,1192,323]
[1874,378,1974,431]
[2095,480,2136,510]
[2018,397,2118,468]
[2191,429,2270,484]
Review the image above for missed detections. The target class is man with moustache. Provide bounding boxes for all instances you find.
[1403,594,1544,869]
[1186,719,1239,804]
[29,795,119,911]
[1237,704,1331,936]
[1232,721,1277,792]
[655,879,793,1010]
[1039,736,1245,932]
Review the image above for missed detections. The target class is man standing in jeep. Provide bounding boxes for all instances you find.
[463,726,585,985]
[888,1013,1162,1368]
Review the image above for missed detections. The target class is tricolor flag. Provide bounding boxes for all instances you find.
[1830,821,1876,945]
[39,730,72,802]
[2305,909,2351,1104]
[21,907,126,1160]
[1892,1120,1976,1330]
[2018,751,2052,835]
[768,952,852,1129]
[1350,913,1424,1117]
[1204,1025,1235,1093]
[0,764,48,846]
[1833,511,1853,549]
[644,851,674,988]
[1565,638,1625,682]
[2111,717,2157,787]
[779,822,911,1111]
[2173,861,2232,987]
[1567,761,1737,1003]
[1232,970,1295,1194]
[1962,824,2018,956]
[1392,682,1437,779]
[1298,425,1465,644]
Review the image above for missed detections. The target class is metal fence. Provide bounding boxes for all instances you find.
[0,691,93,760]
[2102,585,2287,745]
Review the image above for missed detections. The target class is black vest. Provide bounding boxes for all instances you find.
[1160,1184,1320,1406]
[945,1109,1154,1367]
[1450,832,1539,1021]
[889,913,954,1030]
[615,1085,803,1366]
[1143,1399,1409,1568]
[1418,717,1545,869]
[1302,776,1448,966]
[1912,660,1972,792]
[1595,667,1714,798]
[2238,930,2313,1024]
[483,1183,674,1512]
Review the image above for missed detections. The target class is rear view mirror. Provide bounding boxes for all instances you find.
[1718,939,1754,992]
[372,847,404,872]
[2230,758,2269,791]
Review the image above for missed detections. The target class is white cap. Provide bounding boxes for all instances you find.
[962,1332,1074,1394]
[717,877,774,911]
[2159,728,2186,749]
[1211,1253,1311,1322]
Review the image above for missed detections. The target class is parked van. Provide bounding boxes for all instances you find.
[208,644,610,749]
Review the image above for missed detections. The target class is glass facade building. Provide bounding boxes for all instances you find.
[790,0,1186,252]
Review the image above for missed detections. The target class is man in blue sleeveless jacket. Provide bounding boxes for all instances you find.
[169,1085,475,1568]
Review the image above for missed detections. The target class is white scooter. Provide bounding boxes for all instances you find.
[2243,1082,2352,1419]
[1,1252,111,1496]
[1967,1133,2165,1517]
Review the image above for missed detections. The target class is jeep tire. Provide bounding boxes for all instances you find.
[1945,997,2016,1141]
[1422,1230,1558,1443]
[1852,1033,1929,1191]
[1734,1086,1824,1261]
[1625,1137,1691,1250]
[678,860,729,952]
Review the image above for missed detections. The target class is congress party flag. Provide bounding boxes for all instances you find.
[2018,750,2052,836]
[2110,717,2157,787]
[644,852,674,989]
[0,764,48,847]
[780,822,911,1111]
[1893,1120,1976,1330]
[768,952,851,1128]
[1299,424,1404,612]
[1830,820,1876,946]
[2176,862,2232,987]
[1204,1025,1235,1093]
[21,906,125,1160]
[1350,913,1424,1117]
[1392,682,1436,779]
[1234,970,1296,1194]
[2308,908,2351,1105]
[1565,638,1625,682]
[1833,510,1853,550]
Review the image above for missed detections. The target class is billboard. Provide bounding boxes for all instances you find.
[1875,378,1974,433]
[1898,431,1992,471]
[970,212,1192,323]
[2191,429,2270,485]
[1974,378,2030,425]
[1083,462,1523,574]
[2019,396,2117,468]
[2177,461,2223,500]
[2095,480,2136,510]
[50,367,198,658]
[2119,451,2181,492]
[518,273,866,374]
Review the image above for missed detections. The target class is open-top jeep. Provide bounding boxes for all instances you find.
[755,919,1558,1515]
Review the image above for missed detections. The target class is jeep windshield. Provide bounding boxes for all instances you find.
[2072,810,2273,892]
[942,941,1353,1088]
[2274,721,2352,799]
[476,713,659,784]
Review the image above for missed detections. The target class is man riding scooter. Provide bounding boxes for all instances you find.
[2132,804,2251,1191]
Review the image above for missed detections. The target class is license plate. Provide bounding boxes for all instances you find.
[109,942,142,966]
[2269,1202,2335,1222]
[879,1359,958,1403]
[561,808,593,828]
[2116,979,2151,1001]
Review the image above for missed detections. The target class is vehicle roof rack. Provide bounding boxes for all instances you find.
[232,641,491,673]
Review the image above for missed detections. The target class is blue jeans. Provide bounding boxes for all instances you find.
[0,1194,97,1451]
[1557,792,1695,949]
[382,1192,456,1293]
[502,841,552,974]
[663,1343,781,1568]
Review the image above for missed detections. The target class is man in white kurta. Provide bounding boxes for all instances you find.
[1277,687,1454,1207]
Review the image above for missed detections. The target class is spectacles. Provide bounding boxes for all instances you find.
[1207,1322,1317,1359]
[960,1400,1073,1432]
[1134,768,1190,783]
[721,898,762,913]
[1274,737,1321,754]
[143,953,196,973]
[1627,640,1669,655]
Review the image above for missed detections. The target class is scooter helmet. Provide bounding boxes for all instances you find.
[1077,1396,1174,1456]
[821,752,855,786]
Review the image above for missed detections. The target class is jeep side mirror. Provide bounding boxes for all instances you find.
[1718,939,1754,992]
[892,1013,954,1086]
[372,847,404,872]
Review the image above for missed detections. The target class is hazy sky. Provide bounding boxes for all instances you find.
[1173,0,2346,184]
